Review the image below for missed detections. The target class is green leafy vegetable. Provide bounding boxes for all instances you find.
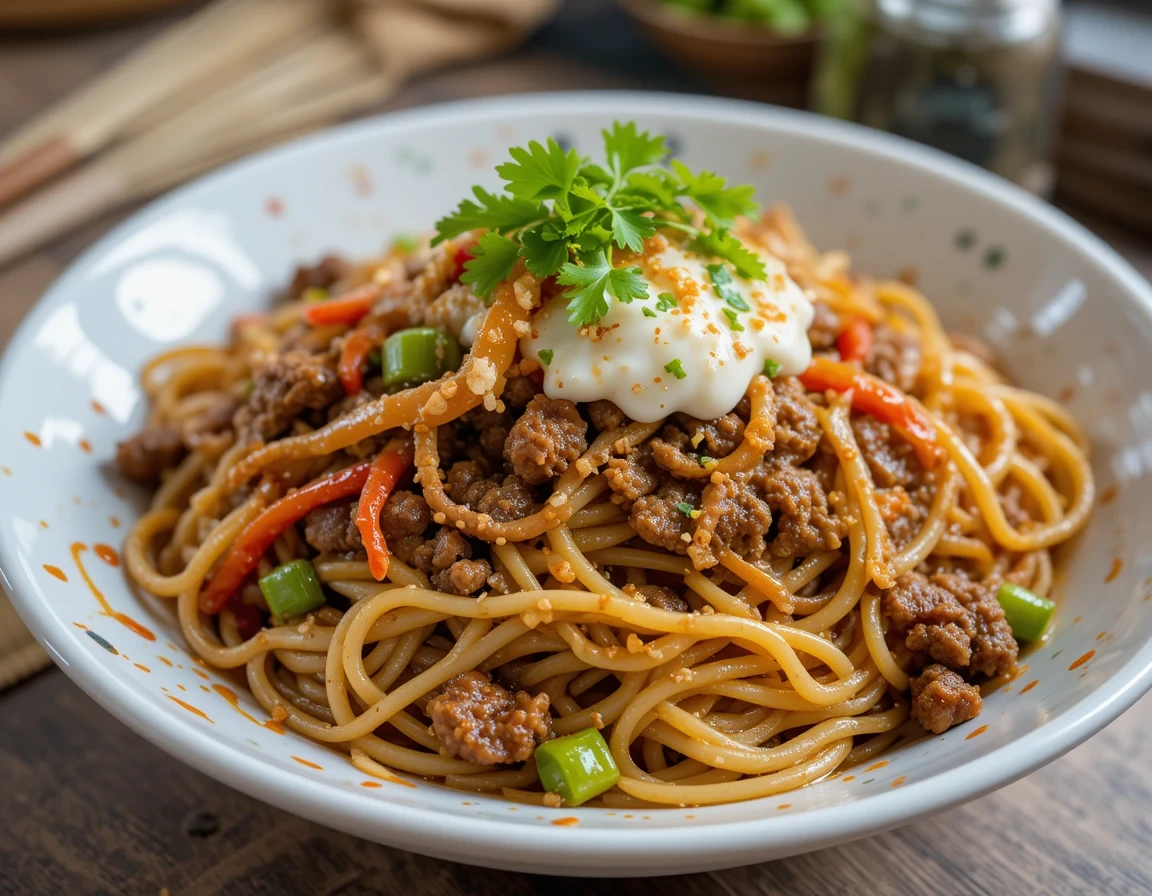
[433,121,767,327]
[642,307,658,318]
[538,348,554,367]
[708,263,750,312]
[722,308,745,331]
[665,359,687,380]
[763,358,781,378]
[674,501,695,516]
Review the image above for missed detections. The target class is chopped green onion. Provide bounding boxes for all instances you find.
[700,455,715,468]
[674,501,694,516]
[259,559,325,622]
[393,232,420,252]
[382,327,463,388]
[534,728,620,806]
[302,287,329,303]
[538,348,555,367]
[722,308,745,331]
[996,582,1054,642]
[763,358,780,378]
[656,292,678,312]
[642,307,658,318]
[707,263,750,312]
[665,359,687,380]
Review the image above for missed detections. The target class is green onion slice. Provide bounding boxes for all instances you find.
[259,559,326,622]
[382,327,463,388]
[996,582,1054,642]
[534,728,620,806]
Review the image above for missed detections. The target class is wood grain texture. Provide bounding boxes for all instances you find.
[1,2,1151,893]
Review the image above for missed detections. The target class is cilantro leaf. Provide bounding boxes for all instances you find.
[692,228,767,281]
[460,232,521,297]
[519,223,569,277]
[497,138,582,202]
[558,251,648,326]
[624,170,681,210]
[722,308,745,331]
[664,359,687,380]
[433,186,543,244]
[538,349,554,366]
[674,501,694,516]
[656,292,677,311]
[642,307,658,318]
[610,207,656,252]
[671,160,759,226]
[763,358,781,378]
[603,121,668,176]
[708,263,750,312]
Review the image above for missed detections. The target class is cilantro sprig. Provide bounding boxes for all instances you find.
[433,122,766,327]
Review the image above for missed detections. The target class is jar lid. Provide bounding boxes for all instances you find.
[874,0,1058,46]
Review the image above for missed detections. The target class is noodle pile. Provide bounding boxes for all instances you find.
[122,207,1093,807]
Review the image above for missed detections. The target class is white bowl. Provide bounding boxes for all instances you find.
[3,93,1152,877]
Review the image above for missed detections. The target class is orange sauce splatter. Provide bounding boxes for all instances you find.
[891,776,907,788]
[1020,680,1039,694]
[109,516,121,529]
[264,720,286,735]
[176,684,186,692]
[39,520,48,529]
[361,781,383,788]
[43,565,68,582]
[1,466,10,475]
[193,668,210,681]
[1096,631,1108,642]
[266,197,284,217]
[829,175,851,196]
[1072,616,1082,625]
[156,655,173,667]
[551,817,579,827]
[1106,557,1123,583]
[23,431,41,446]
[864,761,889,772]
[166,695,213,723]
[1058,385,1075,403]
[1100,485,1118,505]
[776,803,792,810]
[199,685,210,693]
[292,756,323,770]
[71,542,155,641]
[134,663,150,673]
[73,622,87,630]
[965,725,989,740]
[1069,650,1095,670]
[78,439,92,454]
[751,149,773,170]
[212,683,261,725]
[94,544,119,567]
[91,400,105,415]
[842,775,856,782]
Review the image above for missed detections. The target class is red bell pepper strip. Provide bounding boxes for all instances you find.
[302,283,380,327]
[199,462,372,614]
[452,243,476,280]
[355,445,414,581]
[799,356,944,470]
[338,323,384,395]
[836,315,873,364]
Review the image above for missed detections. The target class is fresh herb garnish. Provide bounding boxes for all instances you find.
[722,308,744,331]
[664,359,687,380]
[656,291,678,312]
[393,232,420,252]
[763,358,780,378]
[642,307,658,318]
[433,122,765,327]
[708,263,750,312]
[538,348,555,367]
[699,455,715,468]
[674,501,695,517]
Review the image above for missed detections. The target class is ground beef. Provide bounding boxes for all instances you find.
[866,323,922,393]
[808,301,840,351]
[288,254,352,298]
[883,572,1017,678]
[588,399,629,432]
[424,282,485,344]
[443,462,536,522]
[426,671,552,765]
[630,481,701,555]
[435,558,492,595]
[770,377,822,464]
[303,501,361,553]
[876,484,931,550]
[115,426,186,484]
[909,664,983,734]
[234,350,343,441]
[852,415,923,489]
[604,443,661,509]
[690,474,773,568]
[379,490,431,540]
[630,584,688,613]
[755,463,843,558]
[180,395,239,449]
[505,395,588,485]
[407,527,492,595]
[501,371,541,410]
[460,406,513,464]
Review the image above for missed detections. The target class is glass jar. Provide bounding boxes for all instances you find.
[813,0,1063,195]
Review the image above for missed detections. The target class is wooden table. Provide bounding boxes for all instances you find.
[3,3,1152,893]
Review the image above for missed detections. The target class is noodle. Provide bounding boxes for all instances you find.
[118,205,1093,809]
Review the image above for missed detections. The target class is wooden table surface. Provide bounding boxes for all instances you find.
[3,3,1152,894]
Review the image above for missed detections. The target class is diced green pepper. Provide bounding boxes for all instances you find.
[302,287,329,303]
[996,582,1055,642]
[534,728,620,806]
[382,327,463,389]
[259,559,326,622]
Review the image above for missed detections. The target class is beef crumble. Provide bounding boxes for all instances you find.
[115,425,186,484]
[426,671,552,765]
[909,664,983,734]
[234,350,344,441]
[505,395,588,484]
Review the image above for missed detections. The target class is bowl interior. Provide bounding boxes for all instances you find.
[2,94,1151,875]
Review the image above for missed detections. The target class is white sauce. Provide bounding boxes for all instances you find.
[521,238,814,422]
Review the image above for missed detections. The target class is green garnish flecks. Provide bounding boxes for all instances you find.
[700,455,715,467]
[538,348,555,367]
[722,308,745,331]
[763,358,780,378]
[674,501,694,517]
[642,306,658,318]
[708,263,750,312]
[664,359,687,379]
[433,122,765,328]
[656,292,678,311]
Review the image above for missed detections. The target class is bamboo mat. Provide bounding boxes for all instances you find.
[0,591,49,689]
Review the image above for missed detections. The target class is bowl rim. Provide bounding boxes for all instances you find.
[4,90,1152,871]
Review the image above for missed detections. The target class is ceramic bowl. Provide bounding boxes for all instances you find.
[3,92,1152,877]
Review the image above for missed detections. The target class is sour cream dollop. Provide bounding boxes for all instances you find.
[521,235,814,422]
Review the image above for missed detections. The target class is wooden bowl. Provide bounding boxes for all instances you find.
[0,0,188,28]
[619,0,819,108]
